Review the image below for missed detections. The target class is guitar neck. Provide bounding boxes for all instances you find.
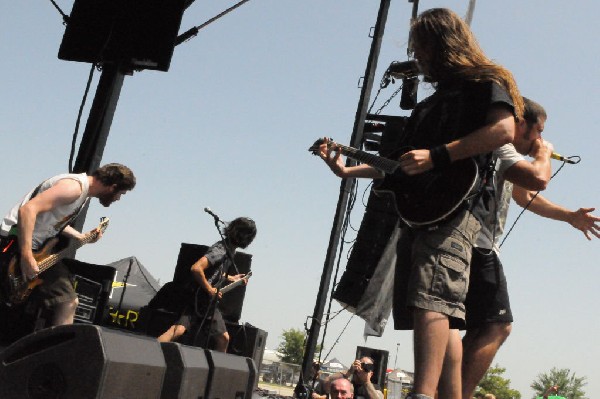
[336,144,399,174]
[38,232,97,273]
[220,272,251,294]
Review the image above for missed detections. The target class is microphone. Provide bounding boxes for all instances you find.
[551,152,577,164]
[386,60,420,79]
[400,76,419,110]
[204,207,223,223]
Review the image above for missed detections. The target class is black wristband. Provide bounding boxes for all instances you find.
[430,144,451,169]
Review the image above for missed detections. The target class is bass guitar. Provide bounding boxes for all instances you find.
[2,217,109,306]
[309,139,479,227]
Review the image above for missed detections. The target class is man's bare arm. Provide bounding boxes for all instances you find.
[512,185,600,240]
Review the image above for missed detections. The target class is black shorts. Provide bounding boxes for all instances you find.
[176,290,227,347]
[31,262,77,308]
[177,306,227,336]
[464,249,513,329]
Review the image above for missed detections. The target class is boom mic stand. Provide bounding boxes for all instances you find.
[194,210,243,349]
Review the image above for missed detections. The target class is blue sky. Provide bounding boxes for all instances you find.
[1,1,598,397]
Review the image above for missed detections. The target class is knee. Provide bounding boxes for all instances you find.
[174,325,187,337]
[58,297,78,312]
[489,322,512,344]
[499,322,512,341]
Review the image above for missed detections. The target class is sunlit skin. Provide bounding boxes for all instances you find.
[330,378,354,399]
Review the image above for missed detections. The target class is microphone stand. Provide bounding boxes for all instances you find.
[195,213,241,349]
[115,257,133,319]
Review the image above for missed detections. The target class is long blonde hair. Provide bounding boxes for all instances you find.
[410,8,523,119]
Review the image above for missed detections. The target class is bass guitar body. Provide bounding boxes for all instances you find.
[3,237,58,306]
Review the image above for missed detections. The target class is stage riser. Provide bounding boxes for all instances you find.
[0,324,255,399]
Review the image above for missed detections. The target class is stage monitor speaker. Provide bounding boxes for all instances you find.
[0,324,166,399]
[64,258,117,325]
[205,349,256,399]
[355,346,389,388]
[174,243,253,324]
[160,342,210,399]
[226,323,268,388]
[58,0,186,72]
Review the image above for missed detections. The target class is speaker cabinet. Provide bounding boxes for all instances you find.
[226,323,267,388]
[0,324,166,399]
[205,350,256,399]
[160,342,210,399]
[58,0,186,72]
[355,346,389,388]
[174,243,253,323]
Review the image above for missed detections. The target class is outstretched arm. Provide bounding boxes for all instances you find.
[512,185,600,240]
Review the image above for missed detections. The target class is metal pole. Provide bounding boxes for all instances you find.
[297,0,392,392]
[70,63,127,234]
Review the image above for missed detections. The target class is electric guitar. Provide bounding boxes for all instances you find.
[309,139,479,227]
[2,217,109,306]
[191,271,252,311]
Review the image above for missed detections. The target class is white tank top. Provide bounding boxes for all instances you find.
[1,173,89,249]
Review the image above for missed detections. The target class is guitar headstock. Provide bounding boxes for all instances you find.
[98,217,110,234]
[308,138,334,155]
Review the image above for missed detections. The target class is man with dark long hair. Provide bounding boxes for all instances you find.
[319,8,522,399]
[158,217,257,352]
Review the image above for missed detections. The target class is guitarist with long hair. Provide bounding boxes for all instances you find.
[0,163,135,333]
[318,8,526,399]
[158,216,257,352]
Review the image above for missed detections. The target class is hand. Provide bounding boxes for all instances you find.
[319,138,346,177]
[87,227,103,244]
[529,138,554,158]
[20,255,40,281]
[209,287,223,299]
[399,149,434,175]
[229,274,248,285]
[568,207,600,240]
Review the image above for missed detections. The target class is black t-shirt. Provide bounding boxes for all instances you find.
[403,80,515,222]
[403,80,514,155]
[193,241,234,308]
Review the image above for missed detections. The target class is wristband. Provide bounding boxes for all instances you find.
[430,144,451,169]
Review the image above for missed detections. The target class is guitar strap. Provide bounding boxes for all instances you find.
[1,180,45,239]
[467,152,498,220]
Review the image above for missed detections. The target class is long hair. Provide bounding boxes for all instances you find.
[225,217,257,249]
[410,8,523,119]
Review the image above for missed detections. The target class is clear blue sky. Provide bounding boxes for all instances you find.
[1,1,598,397]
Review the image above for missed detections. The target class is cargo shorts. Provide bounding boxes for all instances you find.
[393,209,481,329]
